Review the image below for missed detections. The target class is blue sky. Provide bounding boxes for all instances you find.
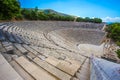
[19,0,120,22]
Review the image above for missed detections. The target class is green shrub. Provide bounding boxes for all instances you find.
[15,14,23,20]
[116,41,120,46]
[116,49,120,59]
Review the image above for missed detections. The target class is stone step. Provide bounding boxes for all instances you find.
[30,46,47,56]
[2,25,16,42]
[15,56,58,80]
[2,25,10,32]
[33,57,71,80]
[16,33,30,45]
[0,42,6,52]
[2,41,12,47]
[76,58,90,80]
[0,25,6,30]
[45,56,60,66]
[14,43,28,54]
[10,61,35,80]
[23,44,38,55]
[0,54,23,80]
[12,33,23,44]
[13,48,23,57]
[75,72,89,80]
[0,30,5,41]
[2,41,14,54]
[4,46,14,54]
[46,56,81,76]
[26,52,36,59]
[10,26,23,44]
[6,32,16,42]
[7,25,13,32]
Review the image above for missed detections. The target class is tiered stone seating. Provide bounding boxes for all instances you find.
[0,21,106,80]
[10,61,35,80]
[49,28,105,45]
[45,56,80,76]
[33,57,71,80]
[15,56,57,80]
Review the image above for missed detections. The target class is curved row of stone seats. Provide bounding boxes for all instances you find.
[11,26,30,44]
[2,25,16,42]
[0,24,88,79]
[0,21,96,58]
[28,44,86,63]
[0,22,91,80]
[0,41,25,61]
[11,21,105,54]
[12,25,66,50]
[0,24,29,44]
[14,26,45,47]
[21,42,88,78]
[0,40,41,80]
[8,45,84,80]
[12,21,105,33]
[12,21,104,47]
[0,24,14,41]
[47,31,81,53]
[51,28,105,45]
[47,29,105,58]
[9,21,90,58]
[15,56,64,80]
[0,40,77,80]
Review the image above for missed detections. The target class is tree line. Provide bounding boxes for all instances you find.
[106,23,120,58]
[0,0,102,23]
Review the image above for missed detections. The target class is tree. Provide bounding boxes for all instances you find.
[0,0,20,20]
[76,17,84,22]
[21,8,31,19]
[38,12,49,20]
[106,23,120,59]
[93,18,102,23]
[84,17,91,22]
[106,23,120,42]
[116,49,120,58]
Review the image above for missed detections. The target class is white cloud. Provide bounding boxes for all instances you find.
[102,17,120,22]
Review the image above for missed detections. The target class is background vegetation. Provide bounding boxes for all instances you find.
[0,0,102,23]
[106,23,120,58]
[0,0,20,20]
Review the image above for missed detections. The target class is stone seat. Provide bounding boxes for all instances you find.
[23,44,38,55]
[14,43,28,54]
[6,32,16,42]
[10,61,35,80]
[45,56,81,76]
[15,56,57,80]
[12,33,23,43]
[0,54,23,80]
[33,57,71,80]
[2,41,14,54]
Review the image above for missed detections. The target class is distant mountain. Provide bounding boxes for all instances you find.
[43,9,70,16]
[24,8,74,17]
